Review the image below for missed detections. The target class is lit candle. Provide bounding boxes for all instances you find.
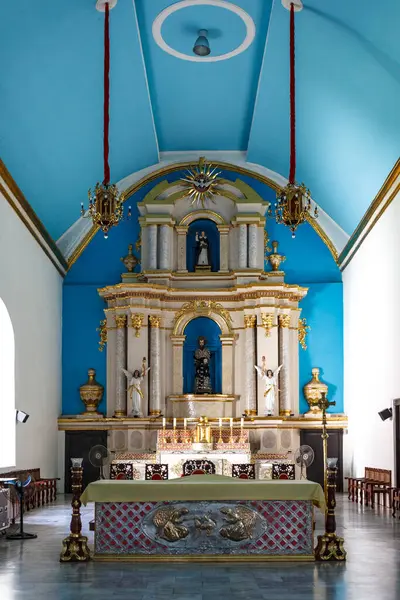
[219,418,222,428]
[173,418,176,429]
[240,417,244,429]
[162,417,166,429]
[230,417,233,428]
[183,418,187,430]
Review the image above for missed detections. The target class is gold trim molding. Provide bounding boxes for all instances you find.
[338,158,400,270]
[0,160,68,276]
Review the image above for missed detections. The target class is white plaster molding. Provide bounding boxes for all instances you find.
[96,0,118,12]
[152,1,256,63]
[58,151,348,264]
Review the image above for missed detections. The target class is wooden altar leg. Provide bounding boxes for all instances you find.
[60,459,91,562]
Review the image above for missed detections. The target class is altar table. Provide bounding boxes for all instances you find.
[82,475,324,561]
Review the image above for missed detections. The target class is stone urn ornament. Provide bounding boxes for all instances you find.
[79,369,104,417]
[303,368,328,416]
[268,241,286,271]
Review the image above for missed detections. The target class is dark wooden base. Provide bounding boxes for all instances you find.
[60,534,91,562]
[315,533,346,562]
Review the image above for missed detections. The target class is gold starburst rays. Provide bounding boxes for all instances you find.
[180,157,222,208]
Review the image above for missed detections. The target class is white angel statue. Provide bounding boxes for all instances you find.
[122,358,150,417]
[254,357,282,416]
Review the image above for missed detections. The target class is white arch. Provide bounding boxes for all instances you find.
[0,298,15,469]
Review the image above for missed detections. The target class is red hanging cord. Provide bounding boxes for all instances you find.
[288,3,296,185]
[103,2,110,186]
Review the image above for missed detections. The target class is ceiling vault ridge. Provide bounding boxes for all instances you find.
[59,153,347,268]
[246,0,277,152]
[132,0,160,161]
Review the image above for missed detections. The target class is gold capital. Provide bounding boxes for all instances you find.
[115,314,127,329]
[244,315,257,328]
[278,314,291,328]
[149,315,161,328]
[261,313,274,337]
[131,313,144,337]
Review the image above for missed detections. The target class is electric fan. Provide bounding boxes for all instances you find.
[89,445,111,480]
[6,475,37,540]
[294,445,315,480]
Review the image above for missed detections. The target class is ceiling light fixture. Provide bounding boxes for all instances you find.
[193,29,211,56]
[80,0,130,239]
[275,1,318,238]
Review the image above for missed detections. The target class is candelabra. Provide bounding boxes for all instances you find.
[60,458,91,562]
[314,393,346,561]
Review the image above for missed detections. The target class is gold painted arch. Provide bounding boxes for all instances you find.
[179,210,226,227]
[68,160,338,267]
[172,300,233,337]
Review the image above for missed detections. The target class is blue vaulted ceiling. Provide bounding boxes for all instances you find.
[0,0,399,241]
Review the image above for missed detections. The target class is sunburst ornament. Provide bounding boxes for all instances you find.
[180,157,222,208]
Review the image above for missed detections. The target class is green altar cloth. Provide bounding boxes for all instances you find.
[81,474,325,512]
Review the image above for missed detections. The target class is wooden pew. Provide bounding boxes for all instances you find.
[346,467,392,505]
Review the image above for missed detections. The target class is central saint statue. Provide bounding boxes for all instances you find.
[194,336,212,394]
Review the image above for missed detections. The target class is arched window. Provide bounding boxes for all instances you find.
[0,298,15,469]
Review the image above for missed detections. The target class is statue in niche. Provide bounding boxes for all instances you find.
[122,358,150,417]
[195,231,211,270]
[255,357,282,416]
[194,336,212,394]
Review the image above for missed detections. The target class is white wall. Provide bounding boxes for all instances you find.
[343,190,400,479]
[0,192,62,476]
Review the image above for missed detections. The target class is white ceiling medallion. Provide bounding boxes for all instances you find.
[281,0,303,11]
[152,0,256,63]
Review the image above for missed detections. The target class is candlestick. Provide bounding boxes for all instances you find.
[218,417,223,444]
[60,458,90,562]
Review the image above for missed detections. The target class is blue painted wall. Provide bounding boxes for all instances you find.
[62,169,343,415]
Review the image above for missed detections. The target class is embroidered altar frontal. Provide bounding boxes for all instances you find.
[94,499,314,560]
[84,475,324,561]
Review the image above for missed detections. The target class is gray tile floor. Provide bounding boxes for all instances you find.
[0,495,399,600]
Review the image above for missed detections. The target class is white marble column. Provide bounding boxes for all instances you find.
[148,225,158,270]
[238,224,248,269]
[217,225,230,273]
[171,335,186,395]
[149,315,161,416]
[158,225,170,270]
[220,334,235,395]
[176,226,188,273]
[114,314,127,417]
[244,315,257,415]
[278,314,291,416]
[248,224,258,269]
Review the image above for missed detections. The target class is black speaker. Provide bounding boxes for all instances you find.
[378,408,392,421]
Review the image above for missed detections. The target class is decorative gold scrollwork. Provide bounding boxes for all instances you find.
[97,319,107,352]
[131,313,144,337]
[261,313,274,337]
[298,317,311,350]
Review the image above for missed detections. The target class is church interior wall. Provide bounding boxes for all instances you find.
[0,192,62,475]
[62,169,343,418]
[343,188,400,479]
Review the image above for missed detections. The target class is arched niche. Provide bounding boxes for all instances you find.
[186,219,220,273]
[183,317,222,394]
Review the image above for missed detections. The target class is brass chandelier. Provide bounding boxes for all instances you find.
[80,1,129,239]
[275,1,318,238]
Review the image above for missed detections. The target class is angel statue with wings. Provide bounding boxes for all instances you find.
[254,357,282,416]
[122,358,150,417]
